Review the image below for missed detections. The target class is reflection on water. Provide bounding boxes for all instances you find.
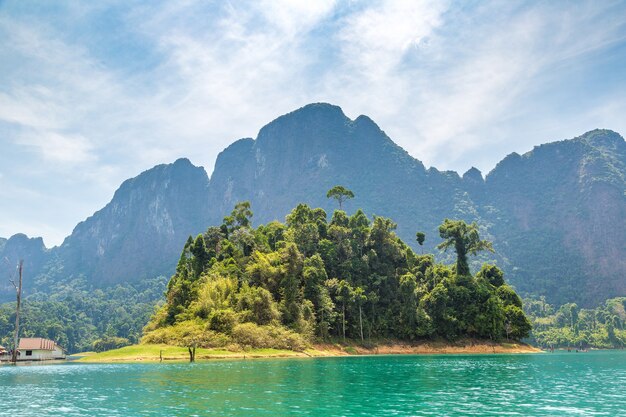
[1,351,625,416]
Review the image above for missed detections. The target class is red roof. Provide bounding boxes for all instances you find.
[18,338,58,351]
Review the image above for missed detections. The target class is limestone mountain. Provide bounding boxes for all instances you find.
[206,105,625,306]
[57,158,212,287]
[1,104,624,307]
[0,158,211,300]
[0,234,48,297]
[480,129,626,305]
[206,103,475,248]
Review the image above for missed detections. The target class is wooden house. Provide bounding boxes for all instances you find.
[17,338,66,361]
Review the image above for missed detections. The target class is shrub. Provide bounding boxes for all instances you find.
[236,284,281,325]
[190,276,238,319]
[92,336,131,352]
[142,320,231,348]
[231,323,308,351]
[208,309,238,334]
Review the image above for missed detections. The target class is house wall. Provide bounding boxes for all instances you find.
[18,349,51,361]
[51,347,66,359]
[17,348,65,361]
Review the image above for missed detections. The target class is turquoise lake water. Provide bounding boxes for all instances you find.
[1,351,625,416]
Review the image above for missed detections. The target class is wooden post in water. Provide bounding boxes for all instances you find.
[11,260,23,364]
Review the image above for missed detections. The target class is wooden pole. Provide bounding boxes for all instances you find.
[11,260,23,364]
[359,304,364,342]
[342,303,346,342]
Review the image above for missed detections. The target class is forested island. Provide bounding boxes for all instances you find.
[140,189,531,357]
[3,191,624,357]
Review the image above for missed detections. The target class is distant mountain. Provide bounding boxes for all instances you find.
[0,159,211,299]
[1,104,624,307]
[481,129,626,305]
[56,157,212,287]
[0,234,48,295]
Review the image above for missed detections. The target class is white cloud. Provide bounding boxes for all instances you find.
[257,0,337,36]
[0,89,63,130]
[17,131,96,164]
[338,0,447,79]
[344,1,626,171]
[0,0,625,245]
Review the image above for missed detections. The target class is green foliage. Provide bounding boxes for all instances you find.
[236,284,280,325]
[0,277,167,353]
[326,185,354,210]
[189,276,237,320]
[415,232,425,247]
[92,336,131,353]
[141,321,231,348]
[524,296,626,349]
[208,309,238,334]
[146,201,528,349]
[476,264,505,287]
[231,323,307,351]
[223,201,253,233]
[437,219,494,276]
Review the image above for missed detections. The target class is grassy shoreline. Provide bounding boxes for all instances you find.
[76,339,541,363]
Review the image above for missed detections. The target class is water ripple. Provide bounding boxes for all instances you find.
[1,351,625,416]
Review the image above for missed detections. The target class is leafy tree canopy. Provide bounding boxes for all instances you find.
[145,201,529,349]
[437,219,494,276]
[326,186,354,210]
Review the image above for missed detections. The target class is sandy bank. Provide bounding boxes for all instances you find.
[76,339,540,363]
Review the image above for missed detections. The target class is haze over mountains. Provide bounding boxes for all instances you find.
[1,103,624,307]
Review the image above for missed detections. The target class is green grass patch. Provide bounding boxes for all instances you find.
[77,344,306,363]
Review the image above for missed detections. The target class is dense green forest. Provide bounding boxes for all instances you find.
[525,297,626,349]
[0,277,166,353]
[144,195,531,351]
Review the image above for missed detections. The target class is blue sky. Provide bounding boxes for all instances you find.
[1,0,625,247]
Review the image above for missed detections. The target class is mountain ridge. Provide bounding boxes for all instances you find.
[1,103,624,307]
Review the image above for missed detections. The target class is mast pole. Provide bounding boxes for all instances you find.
[11,260,23,364]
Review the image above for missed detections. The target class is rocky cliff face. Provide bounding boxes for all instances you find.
[57,158,212,287]
[4,105,624,306]
[0,234,49,299]
[0,158,211,301]
[207,103,477,253]
[481,129,626,305]
[205,105,625,306]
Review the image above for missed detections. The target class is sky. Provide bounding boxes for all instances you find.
[1,0,626,247]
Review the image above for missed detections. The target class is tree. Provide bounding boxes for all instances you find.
[437,219,493,276]
[336,280,354,342]
[236,284,280,325]
[142,201,530,353]
[503,305,531,340]
[326,186,354,210]
[223,201,253,233]
[476,264,505,287]
[398,273,418,338]
[279,243,304,326]
[415,232,425,253]
[353,287,367,342]
[190,234,209,279]
[303,255,333,337]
